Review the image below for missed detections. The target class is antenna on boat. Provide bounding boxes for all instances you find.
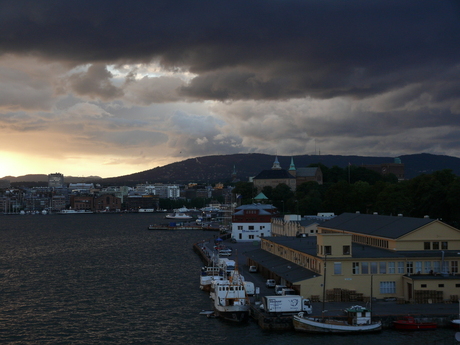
[322,254,327,315]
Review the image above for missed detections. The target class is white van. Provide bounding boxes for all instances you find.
[243,281,255,296]
[281,288,296,296]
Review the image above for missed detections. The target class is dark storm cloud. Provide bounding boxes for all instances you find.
[68,64,123,100]
[0,0,459,101]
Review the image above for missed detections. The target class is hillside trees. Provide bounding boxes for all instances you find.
[232,167,460,226]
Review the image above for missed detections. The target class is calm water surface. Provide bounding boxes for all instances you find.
[0,214,458,344]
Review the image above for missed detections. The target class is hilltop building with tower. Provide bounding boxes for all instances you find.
[252,156,323,192]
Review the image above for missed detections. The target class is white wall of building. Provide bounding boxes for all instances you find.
[231,222,272,241]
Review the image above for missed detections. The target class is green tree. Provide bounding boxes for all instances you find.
[261,186,273,200]
[323,180,353,214]
[349,181,375,214]
[374,183,412,216]
[232,181,257,204]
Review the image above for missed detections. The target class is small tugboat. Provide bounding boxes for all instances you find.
[393,316,437,330]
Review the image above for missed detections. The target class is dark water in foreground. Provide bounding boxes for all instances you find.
[0,214,458,344]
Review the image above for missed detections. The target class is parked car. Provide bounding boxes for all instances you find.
[266,279,276,288]
[249,266,257,273]
[218,249,232,256]
[275,285,287,295]
[230,238,237,243]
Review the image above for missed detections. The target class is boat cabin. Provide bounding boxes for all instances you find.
[345,305,372,325]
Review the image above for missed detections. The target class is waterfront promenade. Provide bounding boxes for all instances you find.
[194,235,460,328]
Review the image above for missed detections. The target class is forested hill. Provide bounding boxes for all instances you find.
[100,153,460,185]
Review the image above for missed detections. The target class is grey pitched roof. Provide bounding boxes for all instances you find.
[245,248,319,283]
[233,203,277,216]
[296,167,318,177]
[320,212,435,239]
[253,169,295,180]
[263,236,460,260]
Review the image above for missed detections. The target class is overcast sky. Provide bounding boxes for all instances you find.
[1,0,459,178]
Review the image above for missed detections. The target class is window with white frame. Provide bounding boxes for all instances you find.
[415,261,422,274]
[371,262,378,274]
[388,262,395,274]
[238,226,243,230]
[424,261,432,274]
[397,262,404,274]
[379,262,386,274]
[434,261,441,273]
[380,281,396,294]
[452,261,458,274]
[442,260,449,274]
[334,262,342,275]
[352,262,360,274]
[362,262,369,274]
[406,261,413,274]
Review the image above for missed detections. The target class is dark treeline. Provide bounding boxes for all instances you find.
[232,164,460,228]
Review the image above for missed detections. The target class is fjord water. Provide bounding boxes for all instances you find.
[0,214,457,344]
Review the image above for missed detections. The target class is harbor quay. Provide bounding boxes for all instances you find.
[193,236,460,330]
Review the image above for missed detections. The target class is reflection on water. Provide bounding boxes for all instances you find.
[0,214,458,344]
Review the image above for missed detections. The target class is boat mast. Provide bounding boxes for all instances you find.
[370,274,373,316]
[322,254,327,315]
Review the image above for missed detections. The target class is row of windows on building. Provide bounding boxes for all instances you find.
[351,235,449,251]
[236,225,266,230]
[378,281,460,294]
[329,260,459,275]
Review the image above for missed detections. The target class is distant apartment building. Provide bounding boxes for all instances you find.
[99,186,130,203]
[271,215,322,237]
[51,195,66,211]
[94,194,122,212]
[48,173,65,188]
[70,195,94,211]
[135,183,180,199]
[69,183,95,194]
[125,194,160,211]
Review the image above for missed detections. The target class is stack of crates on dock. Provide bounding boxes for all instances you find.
[325,288,364,302]
[310,295,320,302]
[414,290,443,303]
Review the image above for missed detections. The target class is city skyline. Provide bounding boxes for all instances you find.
[1,1,459,178]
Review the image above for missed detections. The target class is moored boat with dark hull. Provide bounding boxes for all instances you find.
[209,273,250,323]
